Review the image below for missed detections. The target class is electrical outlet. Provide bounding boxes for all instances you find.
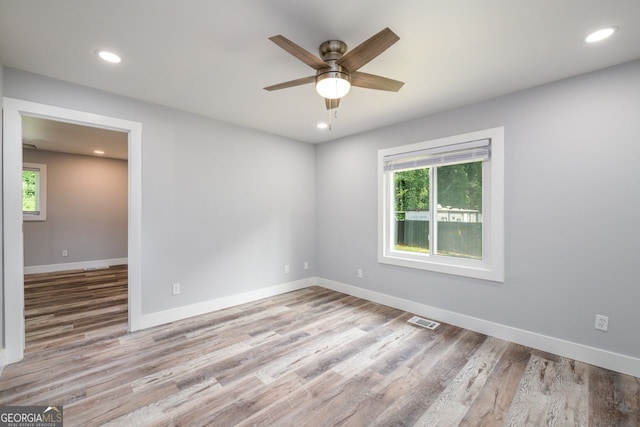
[172,283,181,295]
[284,265,290,274]
[62,250,68,257]
[357,269,363,279]
[304,262,309,270]
[595,314,608,331]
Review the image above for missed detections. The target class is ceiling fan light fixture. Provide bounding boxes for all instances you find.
[316,71,351,99]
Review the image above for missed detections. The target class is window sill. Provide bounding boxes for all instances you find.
[379,252,504,283]
[24,215,46,222]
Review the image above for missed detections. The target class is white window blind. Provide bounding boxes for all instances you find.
[383,138,490,172]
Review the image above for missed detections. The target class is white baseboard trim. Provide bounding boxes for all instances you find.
[24,258,128,274]
[140,278,315,330]
[315,277,640,378]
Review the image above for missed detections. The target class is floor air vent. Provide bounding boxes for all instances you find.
[408,316,440,330]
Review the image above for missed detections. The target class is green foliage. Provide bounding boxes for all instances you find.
[394,162,482,215]
[394,168,429,216]
[22,170,37,211]
[437,162,482,211]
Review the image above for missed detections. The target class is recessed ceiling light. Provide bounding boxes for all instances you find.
[585,27,618,43]
[317,122,329,129]
[97,50,122,63]
[94,150,105,155]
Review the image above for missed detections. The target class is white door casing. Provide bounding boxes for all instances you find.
[2,98,142,364]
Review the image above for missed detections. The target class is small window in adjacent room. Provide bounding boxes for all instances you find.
[378,127,504,282]
[23,162,47,221]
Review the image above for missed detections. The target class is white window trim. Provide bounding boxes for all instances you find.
[378,127,504,282]
[23,162,47,221]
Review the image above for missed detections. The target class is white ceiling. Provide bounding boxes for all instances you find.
[22,116,128,160]
[1,0,639,144]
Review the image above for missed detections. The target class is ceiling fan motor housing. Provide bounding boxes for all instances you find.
[316,66,351,84]
[319,40,347,59]
[316,40,351,99]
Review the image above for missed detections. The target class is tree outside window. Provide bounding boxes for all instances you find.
[23,163,47,221]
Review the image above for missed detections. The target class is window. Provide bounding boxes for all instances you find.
[23,162,47,221]
[378,127,504,282]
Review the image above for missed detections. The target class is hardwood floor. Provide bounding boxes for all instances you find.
[1,274,639,426]
[23,265,128,353]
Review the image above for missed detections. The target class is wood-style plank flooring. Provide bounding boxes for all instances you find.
[23,265,128,353]
[1,270,639,426]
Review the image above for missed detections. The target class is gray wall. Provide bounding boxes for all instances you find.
[316,60,640,359]
[22,150,128,267]
[4,68,316,315]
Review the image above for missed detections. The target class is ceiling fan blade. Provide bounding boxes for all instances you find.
[264,75,316,91]
[325,98,340,110]
[336,27,399,72]
[269,35,329,70]
[351,72,404,92]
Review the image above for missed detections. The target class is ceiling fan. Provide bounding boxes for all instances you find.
[264,27,404,110]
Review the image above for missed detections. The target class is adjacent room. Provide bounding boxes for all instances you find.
[1,1,639,425]
[21,117,129,352]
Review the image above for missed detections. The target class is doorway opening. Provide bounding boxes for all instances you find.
[3,98,142,364]
[22,117,129,352]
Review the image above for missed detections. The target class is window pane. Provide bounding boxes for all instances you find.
[436,162,482,259]
[22,170,39,212]
[393,168,430,253]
